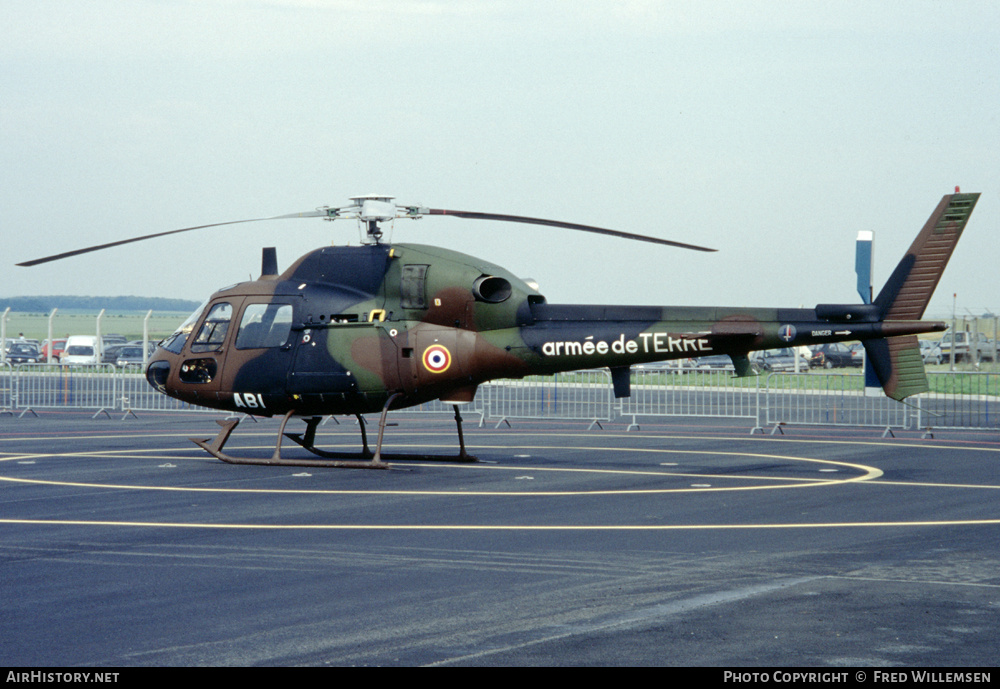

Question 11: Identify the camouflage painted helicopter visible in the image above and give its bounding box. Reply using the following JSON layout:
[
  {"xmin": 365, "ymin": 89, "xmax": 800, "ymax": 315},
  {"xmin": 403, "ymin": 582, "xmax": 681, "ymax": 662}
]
[{"xmin": 18, "ymin": 192, "xmax": 979, "ymax": 468}]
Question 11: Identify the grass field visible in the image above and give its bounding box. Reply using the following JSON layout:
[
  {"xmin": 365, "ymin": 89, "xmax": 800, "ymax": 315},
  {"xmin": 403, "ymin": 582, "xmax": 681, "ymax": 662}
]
[
  {"xmin": 2, "ymin": 311, "xmax": 189, "ymax": 343},
  {"xmin": 557, "ymin": 364, "xmax": 1000, "ymax": 397}
]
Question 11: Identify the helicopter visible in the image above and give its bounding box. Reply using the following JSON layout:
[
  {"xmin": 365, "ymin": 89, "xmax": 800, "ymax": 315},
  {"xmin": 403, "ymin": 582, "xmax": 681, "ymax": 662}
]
[{"xmin": 18, "ymin": 192, "xmax": 979, "ymax": 468}]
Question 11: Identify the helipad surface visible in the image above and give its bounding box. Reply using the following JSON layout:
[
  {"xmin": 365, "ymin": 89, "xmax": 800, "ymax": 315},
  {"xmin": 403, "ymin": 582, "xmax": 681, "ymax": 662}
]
[{"xmin": 2, "ymin": 411, "xmax": 999, "ymax": 666}]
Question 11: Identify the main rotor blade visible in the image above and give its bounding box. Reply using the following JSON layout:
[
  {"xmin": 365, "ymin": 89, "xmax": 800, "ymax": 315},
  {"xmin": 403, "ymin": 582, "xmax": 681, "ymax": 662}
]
[
  {"xmin": 425, "ymin": 209, "xmax": 717, "ymax": 252},
  {"xmin": 16, "ymin": 210, "xmax": 330, "ymax": 267},
  {"xmin": 17, "ymin": 200, "xmax": 717, "ymax": 267}
]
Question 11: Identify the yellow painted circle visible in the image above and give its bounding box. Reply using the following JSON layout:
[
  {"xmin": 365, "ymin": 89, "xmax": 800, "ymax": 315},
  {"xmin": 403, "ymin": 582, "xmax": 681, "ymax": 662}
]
[{"xmin": 2, "ymin": 433, "xmax": 998, "ymax": 530}]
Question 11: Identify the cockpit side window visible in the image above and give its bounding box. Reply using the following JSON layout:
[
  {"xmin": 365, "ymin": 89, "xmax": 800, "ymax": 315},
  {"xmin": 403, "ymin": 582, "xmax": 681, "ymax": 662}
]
[
  {"xmin": 161, "ymin": 299, "xmax": 210, "ymax": 354},
  {"xmin": 235, "ymin": 303, "xmax": 293, "ymax": 349},
  {"xmin": 190, "ymin": 302, "xmax": 233, "ymax": 353}
]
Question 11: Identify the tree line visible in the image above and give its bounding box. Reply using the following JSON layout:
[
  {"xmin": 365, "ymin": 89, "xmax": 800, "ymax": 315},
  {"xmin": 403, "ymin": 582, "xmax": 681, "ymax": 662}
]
[{"xmin": 1, "ymin": 295, "xmax": 200, "ymax": 313}]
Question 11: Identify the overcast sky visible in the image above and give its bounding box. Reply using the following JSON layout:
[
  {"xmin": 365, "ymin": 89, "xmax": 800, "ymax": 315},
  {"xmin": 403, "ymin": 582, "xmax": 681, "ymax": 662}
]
[{"xmin": 3, "ymin": 0, "xmax": 998, "ymax": 319}]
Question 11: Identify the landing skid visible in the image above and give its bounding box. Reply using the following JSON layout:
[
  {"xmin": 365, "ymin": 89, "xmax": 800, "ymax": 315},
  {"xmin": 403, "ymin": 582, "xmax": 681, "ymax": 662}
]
[
  {"xmin": 191, "ymin": 411, "xmax": 388, "ymax": 469},
  {"xmin": 190, "ymin": 394, "xmax": 477, "ymax": 468}
]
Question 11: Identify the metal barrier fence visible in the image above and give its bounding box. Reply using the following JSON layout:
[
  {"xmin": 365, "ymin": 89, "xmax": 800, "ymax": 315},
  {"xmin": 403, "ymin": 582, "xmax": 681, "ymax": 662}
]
[
  {"xmin": 916, "ymin": 372, "xmax": 999, "ymax": 431},
  {"xmin": 762, "ymin": 372, "xmax": 909, "ymax": 433},
  {"xmin": 118, "ymin": 366, "xmax": 214, "ymax": 414},
  {"xmin": 1, "ymin": 364, "xmax": 997, "ymax": 434},
  {"xmin": 617, "ymin": 367, "xmax": 761, "ymax": 430},
  {"xmin": 483, "ymin": 371, "xmax": 614, "ymax": 428},
  {"xmin": 1, "ymin": 362, "xmax": 12, "ymax": 414},
  {"xmin": 13, "ymin": 364, "xmax": 119, "ymax": 417},
  {"xmin": 406, "ymin": 373, "xmax": 614, "ymax": 428},
  {"xmin": 406, "ymin": 395, "xmax": 486, "ymax": 425},
  {"xmin": 7, "ymin": 364, "xmax": 216, "ymax": 418}
]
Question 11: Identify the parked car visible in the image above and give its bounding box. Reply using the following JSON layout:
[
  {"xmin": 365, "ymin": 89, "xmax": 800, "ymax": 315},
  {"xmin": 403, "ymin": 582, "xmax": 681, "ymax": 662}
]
[
  {"xmin": 693, "ymin": 354, "xmax": 736, "ymax": 372},
  {"xmin": 849, "ymin": 342, "xmax": 865, "ymax": 367},
  {"xmin": 6, "ymin": 343, "xmax": 42, "ymax": 364},
  {"xmin": 41, "ymin": 338, "xmax": 68, "ymax": 362},
  {"xmin": 102, "ymin": 343, "xmax": 129, "ymax": 365},
  {"xmin": 752, "ymin": 348, "xmax": 811, "ymax": 372},
  {"xmin": 938, "ymin": 330, "xmax": 997, "ymax": 363},
  {"xmin": 809, "ymin": 342, "xmax": 860, "ymax": 369},
  {"xmin": 114, "ymin": 343, "xmax": 156, "ymax": 367},
  {"xmin": 4, "ymin": 338, "xmax": 40, "ymax": 353},
  {"xmin": 919, "ymin": 340, "xmax": 943, "ymax": 365},
  {"xmin": 61, "ymin": 335, "xmax": 101, "ymax": 365},
  {"xmin": 635, "ymin": 358, "xmax": 696, "ymax": 371}
]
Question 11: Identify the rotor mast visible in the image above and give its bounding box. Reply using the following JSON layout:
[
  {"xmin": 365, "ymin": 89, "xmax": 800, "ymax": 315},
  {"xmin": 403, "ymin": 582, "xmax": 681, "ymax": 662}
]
[{"xmin": 331, "ymin": 194, "xmax": 428, "ymax": 244}]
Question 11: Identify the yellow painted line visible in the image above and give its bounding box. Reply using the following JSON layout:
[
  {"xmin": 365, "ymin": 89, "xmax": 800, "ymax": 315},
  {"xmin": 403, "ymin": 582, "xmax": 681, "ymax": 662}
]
[
  {"xmin": 394, "ymin": 430, "xmax": 1000, "ymax": 453},
  {"xmin": 3, "ymin": 428, "xmax": 998, "ymax": 456},
  {"xmin": 0, "ymin": 445, "xmax": 880, "ymax": 496},
  {"xmin": 851, "ymin": 478, "xmax": 1000, "ymax": 490},
  {"xmin": 3, "ymin": 437, "xmax": 999, "ymax": 531},
  {"xmin": 3, "ymin": 517, "xmax": 1000, "ymax": 530}
]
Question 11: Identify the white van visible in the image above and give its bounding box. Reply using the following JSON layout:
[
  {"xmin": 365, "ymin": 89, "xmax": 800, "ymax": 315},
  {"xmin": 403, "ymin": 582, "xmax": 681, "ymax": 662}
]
[{"xmin": 61, "ymin": 336, "xmax": 101, "ymax": 365}]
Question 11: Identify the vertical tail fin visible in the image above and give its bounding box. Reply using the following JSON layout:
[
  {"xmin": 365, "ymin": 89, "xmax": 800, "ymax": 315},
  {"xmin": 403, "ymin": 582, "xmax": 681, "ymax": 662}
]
[
  {"xmin": 866, "ymin": 193, "xmax": 979, "ymax": 400},
  {"xmin": 874, "ymin": 193, "xmax": 979, "ymax": 320}
]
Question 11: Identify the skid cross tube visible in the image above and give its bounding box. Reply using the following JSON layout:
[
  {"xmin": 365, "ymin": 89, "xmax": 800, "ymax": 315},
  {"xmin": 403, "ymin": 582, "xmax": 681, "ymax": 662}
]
[{"xmin": 190, "ymin": 395, "xmax": 477, "ymax": 468}]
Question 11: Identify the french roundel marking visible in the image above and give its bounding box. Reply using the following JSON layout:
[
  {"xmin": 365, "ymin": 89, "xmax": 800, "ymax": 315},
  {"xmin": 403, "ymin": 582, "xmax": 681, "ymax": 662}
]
[{"xmin": 422, "ymin": 344, "xmax": 452, "ymax": 373}]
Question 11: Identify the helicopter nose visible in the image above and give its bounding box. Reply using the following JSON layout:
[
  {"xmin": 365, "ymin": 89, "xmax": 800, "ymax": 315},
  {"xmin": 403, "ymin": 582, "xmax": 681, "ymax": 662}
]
[{"xmin": 146, "ymin": 359, "xmax": 170, "ymax": 391}]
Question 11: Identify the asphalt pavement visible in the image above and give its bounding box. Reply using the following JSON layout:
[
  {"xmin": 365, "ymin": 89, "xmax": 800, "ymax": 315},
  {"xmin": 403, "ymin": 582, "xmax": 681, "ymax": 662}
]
[{"xmin": 2, "ymin": 410, "xmax": 999, "ymax": 667}]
